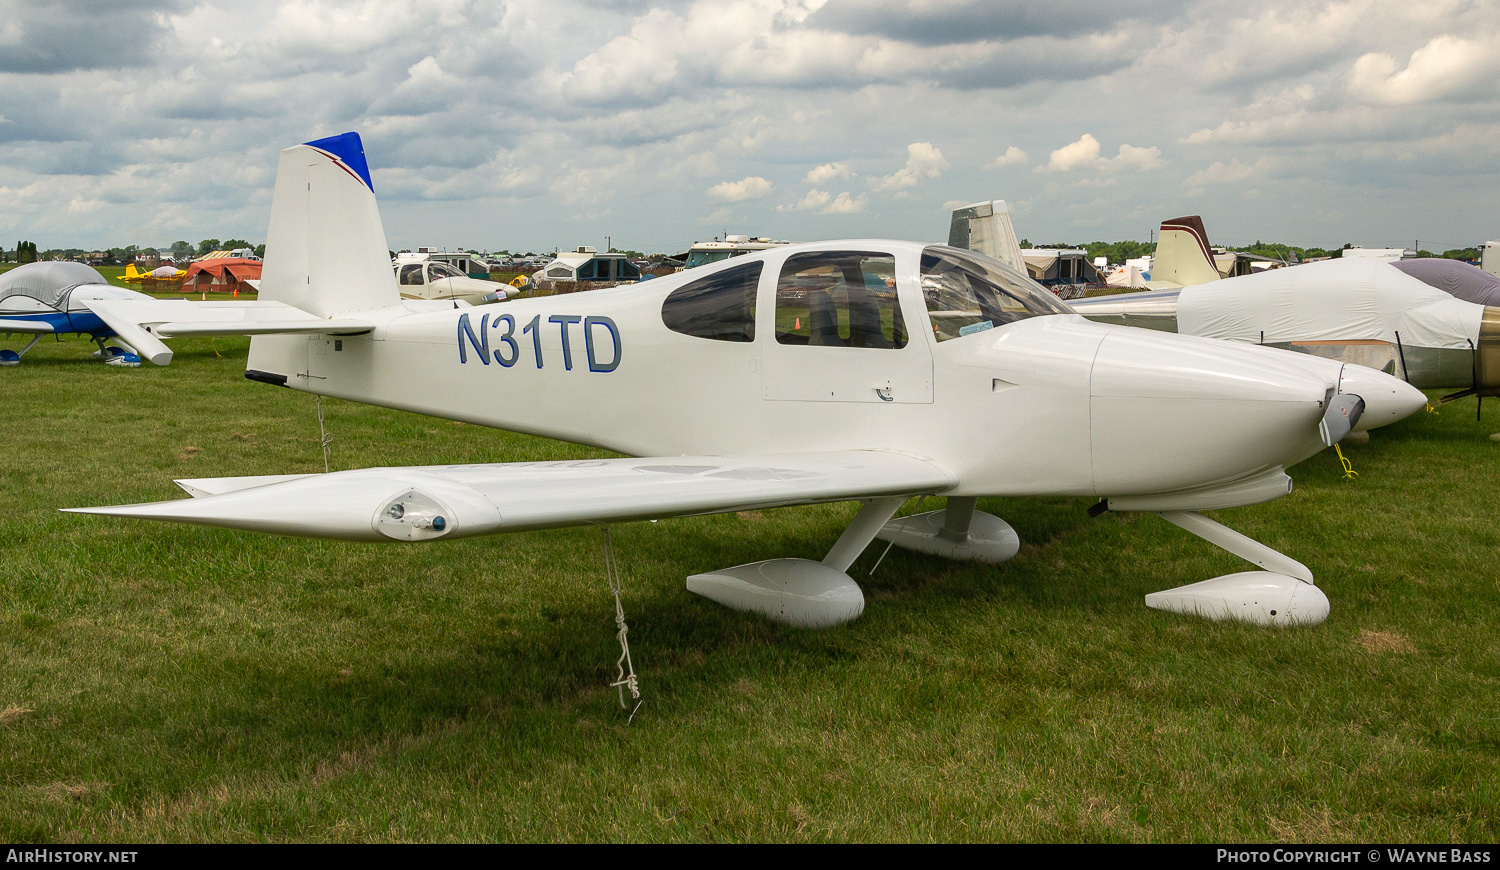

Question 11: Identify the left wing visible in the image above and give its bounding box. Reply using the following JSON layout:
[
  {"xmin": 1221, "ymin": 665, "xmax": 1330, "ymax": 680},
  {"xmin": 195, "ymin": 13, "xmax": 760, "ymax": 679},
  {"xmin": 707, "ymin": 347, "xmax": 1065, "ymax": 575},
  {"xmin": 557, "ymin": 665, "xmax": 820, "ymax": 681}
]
[
  {"xmin": 64, "ymin": 450, "xmax": 957, "ymax": 542},
  {"xmin": 0, "ymin": 318, "xmax": 55, "ymax": 335}
]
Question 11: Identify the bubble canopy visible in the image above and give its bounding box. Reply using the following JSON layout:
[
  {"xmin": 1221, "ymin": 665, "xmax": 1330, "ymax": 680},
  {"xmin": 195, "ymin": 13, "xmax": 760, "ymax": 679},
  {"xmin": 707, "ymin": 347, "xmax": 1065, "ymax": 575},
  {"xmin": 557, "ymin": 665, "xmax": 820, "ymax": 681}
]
[{"xmin": 919, "ymin": 245, "xmax": 1073, "ymax": 341}]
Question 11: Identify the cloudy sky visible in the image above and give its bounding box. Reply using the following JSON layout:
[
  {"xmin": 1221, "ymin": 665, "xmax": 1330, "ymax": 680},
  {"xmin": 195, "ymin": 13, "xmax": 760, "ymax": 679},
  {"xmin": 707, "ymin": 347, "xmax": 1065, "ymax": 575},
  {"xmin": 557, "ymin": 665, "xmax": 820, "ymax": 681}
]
[{"xmin": 2, "ymin": 0, "xmax": 1498, "ymax": 253}]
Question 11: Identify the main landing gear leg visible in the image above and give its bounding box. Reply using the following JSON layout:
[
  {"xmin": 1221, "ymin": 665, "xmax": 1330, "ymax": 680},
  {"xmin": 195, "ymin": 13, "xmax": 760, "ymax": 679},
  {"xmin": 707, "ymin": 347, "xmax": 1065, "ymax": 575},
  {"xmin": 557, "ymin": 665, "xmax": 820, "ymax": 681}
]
[
  {"xmin": 1146, "ymin": 510, "xmax": 1329, "ymax": 626},
  {"xmin": 686, "ymin": 497, "xmax": 907, "ymax": 628},
  {"xmin": 873, "ymin": 496, "xmax": 1021, "ymax": 563},
  {"xmin": 0, "ymin": 335, "xmax": 43, "ymax": 365},
  {"xmin": 92, "ymin": 337, "xmax": 141, "ymax": 367}
]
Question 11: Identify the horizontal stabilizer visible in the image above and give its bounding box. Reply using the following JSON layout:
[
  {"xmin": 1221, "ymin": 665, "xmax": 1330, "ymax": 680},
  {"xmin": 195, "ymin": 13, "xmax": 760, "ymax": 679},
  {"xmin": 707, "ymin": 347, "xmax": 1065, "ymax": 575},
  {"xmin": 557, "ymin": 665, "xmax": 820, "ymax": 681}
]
[
  {"xmin": 83, "ymin": 298, "xmax": 373, "ymax": 365},
  {"xmin": 0, "ymin": 318, "xmax": 55, "ymax": 335},
  {"xmin": 66, "ymin": 451, "xmax": 956, "ymax": 542}
]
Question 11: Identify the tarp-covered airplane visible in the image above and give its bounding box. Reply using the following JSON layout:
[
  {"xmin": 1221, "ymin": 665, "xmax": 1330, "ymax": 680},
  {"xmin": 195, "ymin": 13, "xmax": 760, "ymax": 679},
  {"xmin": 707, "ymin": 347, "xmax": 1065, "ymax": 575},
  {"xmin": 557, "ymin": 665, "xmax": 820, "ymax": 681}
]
[
  {"xmin": 1072, "ymin": 255, "xmax": 1500, "ymax": 407},
  {"xmin": 68, "ymin": 133, "xmax": 1428, "ymax": 631},
  {"xmin": 0, "ymin": 262, "xmax": 149, "ymax": 366}
]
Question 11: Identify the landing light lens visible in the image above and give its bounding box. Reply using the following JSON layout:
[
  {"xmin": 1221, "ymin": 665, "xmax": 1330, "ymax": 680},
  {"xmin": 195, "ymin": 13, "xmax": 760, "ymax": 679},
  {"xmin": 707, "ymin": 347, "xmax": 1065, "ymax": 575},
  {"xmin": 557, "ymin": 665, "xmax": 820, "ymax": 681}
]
[
  {"xmin": 432, "ymin": 516, "xmax": 446, "ymax": 531},
  {"xmin": 387, "ymin": 503, "xmax": 405, "ymax": 520}
]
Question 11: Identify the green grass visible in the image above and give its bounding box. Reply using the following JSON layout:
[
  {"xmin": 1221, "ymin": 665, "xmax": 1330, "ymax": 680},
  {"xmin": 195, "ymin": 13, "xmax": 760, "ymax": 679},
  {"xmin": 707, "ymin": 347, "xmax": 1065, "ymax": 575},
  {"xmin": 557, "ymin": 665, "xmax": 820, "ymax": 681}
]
[{"xmin": 1, "ymin": 332, "xmax": 1498, "ymax": 842}]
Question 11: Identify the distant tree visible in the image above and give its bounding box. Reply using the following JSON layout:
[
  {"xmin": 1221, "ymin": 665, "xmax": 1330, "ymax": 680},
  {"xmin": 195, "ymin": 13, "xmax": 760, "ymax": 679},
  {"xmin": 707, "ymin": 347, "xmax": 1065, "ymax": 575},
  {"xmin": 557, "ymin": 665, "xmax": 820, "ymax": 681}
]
[
  {"xmin": 1441, "ymin": 247, "xmax": 1481, "ymax": 262},
  {"xmin": 222, "ymin": 239, "xmax": 251, "ymax": 251},
  {"xmin": 197, "ymin": 239, "xmax": 221, "ymax": 256},
  {"xmin": 254, "ymin": 243, "xmax": 266, "ymax": 258},
  {"xmin": 170, "ymin": 240, "xmax": 193, "ymax": 259}
]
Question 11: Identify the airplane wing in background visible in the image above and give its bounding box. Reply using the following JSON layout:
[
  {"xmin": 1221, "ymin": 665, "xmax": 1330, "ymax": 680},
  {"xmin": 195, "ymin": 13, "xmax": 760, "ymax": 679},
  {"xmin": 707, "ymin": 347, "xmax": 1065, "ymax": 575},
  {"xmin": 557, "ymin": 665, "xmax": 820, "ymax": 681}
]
[
  {"xmin": 82, "ymin": 298, "xmax": 373, "ymax": 366},
  {"xmin": 64, "ymin": 451, "xmax": 957, "ymax": 542}
]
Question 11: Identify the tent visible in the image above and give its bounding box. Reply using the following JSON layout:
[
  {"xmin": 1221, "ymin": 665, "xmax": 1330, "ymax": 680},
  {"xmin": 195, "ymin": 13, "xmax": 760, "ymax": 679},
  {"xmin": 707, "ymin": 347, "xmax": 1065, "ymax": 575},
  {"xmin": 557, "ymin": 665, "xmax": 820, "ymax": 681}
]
[{"xmin": 181, "ymin": 258, "xmax": 261, "ymax": 295}]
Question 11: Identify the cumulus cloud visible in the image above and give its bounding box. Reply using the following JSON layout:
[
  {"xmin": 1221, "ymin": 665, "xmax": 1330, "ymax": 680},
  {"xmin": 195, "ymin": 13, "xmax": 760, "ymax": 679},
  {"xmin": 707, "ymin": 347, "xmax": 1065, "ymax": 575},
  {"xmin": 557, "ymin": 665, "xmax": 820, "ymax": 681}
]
[
  {"xmin": 0, "ymin": 0, "xmax": 1496, "ymax": 254},
  {"xmin": 1183, "ymin": 157, "xmax": 1277, "ymax": 187},
  {"xmin": 804, "ymin": 162, "xmax": 852, "ymax": 184},
  {"xmin": 988, "ymin": 146, "xmax": 1028, "ymax": 168},
  {"xmin": 1347, "ymin": 35, "xmax": 1498, "ymax": 106},
  {"xmin": 821, "ymin": 191, "xmax": 866, "ymax": 214},
  {"xmin": 1039, "ymin": 134, "xmax": 1162, "ymax": 173},
  {"xmin": 869, "ymin": 142, "xmax": 949, "ymax": 192},
  {"xmin": 779, "ymin": 189, "xmax": 832, "ymax": 211},
  {"xmin": 777, "ymin": 188, "xmax": 866, "ymax": 214},
  {"xmin": 707, "ymin": 176, "xmax": 773, "ymax": 202}
]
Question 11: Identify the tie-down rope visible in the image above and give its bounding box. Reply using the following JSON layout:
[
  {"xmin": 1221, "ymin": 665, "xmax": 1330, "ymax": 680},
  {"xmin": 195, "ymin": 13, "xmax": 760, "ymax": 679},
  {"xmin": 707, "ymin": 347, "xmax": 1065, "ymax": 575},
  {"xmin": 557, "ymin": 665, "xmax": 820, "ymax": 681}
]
[{"xmin": 599, "ymin": 526, "xmax": 642, "ymax": 723}]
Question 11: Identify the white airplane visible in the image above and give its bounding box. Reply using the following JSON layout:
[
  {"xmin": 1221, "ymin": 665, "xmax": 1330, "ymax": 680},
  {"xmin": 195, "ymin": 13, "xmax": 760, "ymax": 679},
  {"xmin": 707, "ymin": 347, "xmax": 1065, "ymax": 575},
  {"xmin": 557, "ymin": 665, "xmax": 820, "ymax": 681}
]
[
  {"xmin": 393, "ymin": 252, "xmax": 517, "ymax": 305},
  {"xmin": 68, "ymin": 133, "xmax": 1428, "ymax": 632},
  {"xmin": 0, "ymin": 261, "xmax": 149, "ymax": 366}
]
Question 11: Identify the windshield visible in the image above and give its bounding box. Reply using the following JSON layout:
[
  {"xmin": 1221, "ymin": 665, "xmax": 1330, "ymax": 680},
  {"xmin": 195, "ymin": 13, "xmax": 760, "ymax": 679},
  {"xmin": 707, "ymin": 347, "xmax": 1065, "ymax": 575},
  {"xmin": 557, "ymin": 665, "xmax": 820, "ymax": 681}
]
[
  {"xmin": 686, "ymin": 251, "xmax": 734, "ymax": 269},
  {"xmin": 920, "ymin": 245, "xmax": 1072, "ymax": 341}
]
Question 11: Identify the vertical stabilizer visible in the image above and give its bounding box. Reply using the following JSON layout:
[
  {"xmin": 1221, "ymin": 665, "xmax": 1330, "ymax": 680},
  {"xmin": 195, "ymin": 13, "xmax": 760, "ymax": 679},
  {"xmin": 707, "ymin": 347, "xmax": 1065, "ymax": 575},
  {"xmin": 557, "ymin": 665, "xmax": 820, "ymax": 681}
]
[
  {"xmin": 1150, "ymin": 216, "xmax": 1221, "ymax": 288},
  {"xmin": 949, "ymin": 200, "xmax": 1025, "ymax": 273},
  {"xmin": 259, "ymin": 132, "xmax": 400, "ymax": 318}
]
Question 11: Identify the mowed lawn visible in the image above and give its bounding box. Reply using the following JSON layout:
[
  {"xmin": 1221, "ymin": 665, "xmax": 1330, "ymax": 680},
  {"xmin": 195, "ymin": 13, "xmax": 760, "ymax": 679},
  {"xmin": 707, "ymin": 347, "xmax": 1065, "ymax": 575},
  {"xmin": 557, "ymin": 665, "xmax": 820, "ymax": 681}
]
[{"xmin": 1, "ymin": 330, "xmax": 1497, "ymax": 843}]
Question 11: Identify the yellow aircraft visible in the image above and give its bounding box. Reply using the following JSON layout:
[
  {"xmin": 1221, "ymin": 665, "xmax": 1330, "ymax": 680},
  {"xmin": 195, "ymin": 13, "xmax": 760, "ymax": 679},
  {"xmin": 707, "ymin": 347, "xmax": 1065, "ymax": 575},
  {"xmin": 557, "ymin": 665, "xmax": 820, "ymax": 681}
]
[{"xmin": 124, "ymin": 263, "xmax": 186, "ymax": 283}]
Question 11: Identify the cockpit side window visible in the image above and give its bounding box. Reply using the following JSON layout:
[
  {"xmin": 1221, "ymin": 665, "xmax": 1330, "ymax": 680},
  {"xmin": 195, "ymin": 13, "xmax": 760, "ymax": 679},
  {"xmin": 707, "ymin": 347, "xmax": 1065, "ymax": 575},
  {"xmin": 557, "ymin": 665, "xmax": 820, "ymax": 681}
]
[
  {"xmin": 399, "ymin": 264, "xmax": 425, "ymax": 285},
  {"xmin": 774, "ymin": 251, "xmax": 907, "ymax": 349},
  {"xmin": 661, "ymin": 261, "xmax": 761, "ymax": 342},
  {"xmin": 920, "ymin": 245, "xmax": 1072, "ymax": 341}
]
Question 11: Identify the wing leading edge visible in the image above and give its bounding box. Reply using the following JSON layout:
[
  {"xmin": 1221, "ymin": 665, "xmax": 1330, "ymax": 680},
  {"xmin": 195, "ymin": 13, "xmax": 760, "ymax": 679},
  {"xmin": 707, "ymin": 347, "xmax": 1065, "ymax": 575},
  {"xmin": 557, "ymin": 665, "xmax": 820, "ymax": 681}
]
[{"xmin": 64, "ymin": 450, "xmax": 957, "ymax": 542}]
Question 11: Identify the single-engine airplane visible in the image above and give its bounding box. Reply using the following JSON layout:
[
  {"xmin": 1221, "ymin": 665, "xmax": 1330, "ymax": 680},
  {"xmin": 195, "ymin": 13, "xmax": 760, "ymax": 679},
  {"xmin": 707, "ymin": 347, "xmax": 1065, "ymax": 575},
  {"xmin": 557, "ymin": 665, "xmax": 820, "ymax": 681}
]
[
  {"xmin": 0, "ymin": 261, "xmax": 147, "ymax": 366},
  {"xmin": 68, "ymin": 133, "xmax": 1428, "ymax": 629}
]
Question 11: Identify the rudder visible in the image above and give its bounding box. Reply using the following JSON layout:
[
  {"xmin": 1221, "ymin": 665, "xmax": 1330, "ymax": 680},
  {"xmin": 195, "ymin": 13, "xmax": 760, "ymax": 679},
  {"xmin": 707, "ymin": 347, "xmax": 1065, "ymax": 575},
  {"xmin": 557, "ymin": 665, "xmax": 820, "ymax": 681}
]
[
  {"xmin": 1152, "ymin": 215, "xmax": 1221, "ymax": 287},
  {"xmin": 259, "ymin": 132, "xmax": 400, "ymax": 318}
]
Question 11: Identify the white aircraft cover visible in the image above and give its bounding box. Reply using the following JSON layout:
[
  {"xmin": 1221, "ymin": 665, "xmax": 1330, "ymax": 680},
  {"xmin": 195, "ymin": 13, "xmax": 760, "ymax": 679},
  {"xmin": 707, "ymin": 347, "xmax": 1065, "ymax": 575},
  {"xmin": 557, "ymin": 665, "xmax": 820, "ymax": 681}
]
[
  {"xmin": 0, "ymin": 261, "xmax": 110, "ymax": 308},
  {"xmin": 1177, "ymin": 258, "xmax": 1484, "ymax": 349},
  {"xmin": 67, "ymin": 451, "xmax": 958, "ymax": 541}
]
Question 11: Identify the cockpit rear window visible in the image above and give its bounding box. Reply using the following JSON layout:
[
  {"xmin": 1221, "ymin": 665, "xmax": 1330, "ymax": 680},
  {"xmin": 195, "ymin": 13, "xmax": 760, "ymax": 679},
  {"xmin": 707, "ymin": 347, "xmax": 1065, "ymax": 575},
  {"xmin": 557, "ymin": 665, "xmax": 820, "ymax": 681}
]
[
  {"xmin": 661, "ymin": 262, "xmax": 761, "ymax": 342},
  {"xmin": 920, "ymin": 245, "xmax": 1072, "ymax": 341}
]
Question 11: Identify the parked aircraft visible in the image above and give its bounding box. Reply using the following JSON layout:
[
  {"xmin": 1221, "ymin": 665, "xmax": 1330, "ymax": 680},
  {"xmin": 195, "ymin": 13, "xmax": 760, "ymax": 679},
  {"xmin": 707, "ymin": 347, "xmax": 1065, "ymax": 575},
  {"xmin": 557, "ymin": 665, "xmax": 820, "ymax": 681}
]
[
  {"xmin": 0, "ymin": 262, "xmax": 147, "ymax": 366},
  {"xmin": 1072, "ymin": 256, "xmax": 1500, "ymax": 406},
  {"xmin": 393, "ymin": 252, "xmax": 517, "ymax": 305},
  {"xmin": 69, "ymin": 133, "xmax": 1427, "ymax": 632}
]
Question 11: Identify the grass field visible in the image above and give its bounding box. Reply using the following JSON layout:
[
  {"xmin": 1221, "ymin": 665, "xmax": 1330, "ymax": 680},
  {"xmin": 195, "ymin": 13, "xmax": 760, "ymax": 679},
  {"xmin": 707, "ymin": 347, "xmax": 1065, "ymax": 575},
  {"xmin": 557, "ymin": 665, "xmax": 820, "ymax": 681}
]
[{"xmin": 1, "ymin": 328, "xmax": 1498, "ymax": 843}]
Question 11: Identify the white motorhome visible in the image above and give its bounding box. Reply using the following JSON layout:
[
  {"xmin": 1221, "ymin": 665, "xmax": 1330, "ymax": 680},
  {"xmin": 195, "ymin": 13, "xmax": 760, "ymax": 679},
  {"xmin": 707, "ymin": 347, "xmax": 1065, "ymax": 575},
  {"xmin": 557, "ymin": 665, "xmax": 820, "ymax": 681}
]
[
  {"xmin": 1482, "ymin": 241, "xmax": 1500, "ymax": 278},
  {"xmin": 681, "ymin": 235, "xmax": 791, "ymax": 270},
  {"xmin": 1341, "ymin": 247, "xmax": 1415, "ymax": 263}
]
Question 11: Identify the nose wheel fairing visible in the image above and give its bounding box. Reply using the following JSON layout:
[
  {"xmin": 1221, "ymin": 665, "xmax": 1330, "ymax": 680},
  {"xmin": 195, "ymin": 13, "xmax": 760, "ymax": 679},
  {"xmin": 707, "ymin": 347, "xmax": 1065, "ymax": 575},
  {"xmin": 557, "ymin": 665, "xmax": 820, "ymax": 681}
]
[{"xmin": 1144, "ymin": 510, "xmax": 1327, "ymax": 626}]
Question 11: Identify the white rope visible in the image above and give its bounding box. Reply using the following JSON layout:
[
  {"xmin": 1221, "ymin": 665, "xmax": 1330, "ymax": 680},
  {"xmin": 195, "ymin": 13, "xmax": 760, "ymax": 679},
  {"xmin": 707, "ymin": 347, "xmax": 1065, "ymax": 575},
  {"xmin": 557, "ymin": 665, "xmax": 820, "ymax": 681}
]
[
  {"xmin": 600, "ymin": 526, "xmax": 642, "ymax": 723},
  {"xmin": 315, "ymin": 395, "xmax": 333, "ymax": 473},
  {"xmin": 869, "ymin": 494, "xmax": 929, "ymax": 576}
]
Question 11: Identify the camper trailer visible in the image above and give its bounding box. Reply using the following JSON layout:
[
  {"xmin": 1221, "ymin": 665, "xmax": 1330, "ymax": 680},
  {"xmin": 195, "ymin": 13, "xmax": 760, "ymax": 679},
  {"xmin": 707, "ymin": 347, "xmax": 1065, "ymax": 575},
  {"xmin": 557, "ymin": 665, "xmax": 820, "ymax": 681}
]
[{"xmin": 533, "ymin": 247, "xmax": 642, "ymax": 284}]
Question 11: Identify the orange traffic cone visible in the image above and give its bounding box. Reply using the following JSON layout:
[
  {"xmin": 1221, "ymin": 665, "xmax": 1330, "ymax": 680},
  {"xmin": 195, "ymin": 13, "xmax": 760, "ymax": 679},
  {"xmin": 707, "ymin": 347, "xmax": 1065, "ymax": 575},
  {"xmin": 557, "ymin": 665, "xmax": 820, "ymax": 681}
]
[{"xmin": 795, "ymin": 317, "xmax": 801, "ymax": 330}]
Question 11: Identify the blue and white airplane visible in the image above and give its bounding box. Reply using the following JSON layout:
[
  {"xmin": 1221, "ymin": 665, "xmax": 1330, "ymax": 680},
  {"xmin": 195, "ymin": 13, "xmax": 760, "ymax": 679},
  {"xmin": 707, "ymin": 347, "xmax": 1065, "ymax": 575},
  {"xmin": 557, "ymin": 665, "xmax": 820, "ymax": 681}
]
[{"xmin": 0, "ymin": 261, "xmax": 146, "ymax": 366}]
